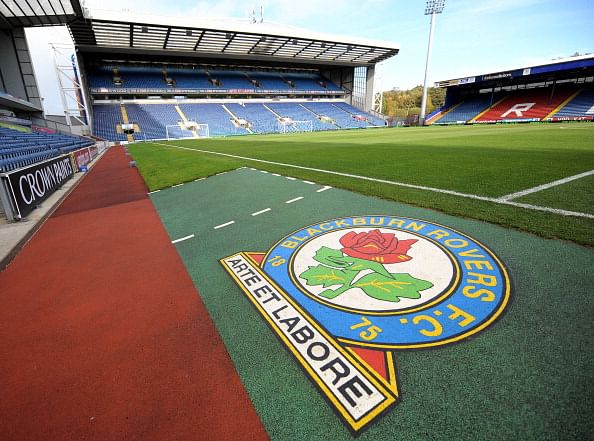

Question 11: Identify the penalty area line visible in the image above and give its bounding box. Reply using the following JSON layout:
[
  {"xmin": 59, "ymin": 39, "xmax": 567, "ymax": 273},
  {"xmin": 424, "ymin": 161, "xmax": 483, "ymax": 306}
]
[{"xmin": 152, "ymin": 142, "xmax": 594, "ymax": 219}]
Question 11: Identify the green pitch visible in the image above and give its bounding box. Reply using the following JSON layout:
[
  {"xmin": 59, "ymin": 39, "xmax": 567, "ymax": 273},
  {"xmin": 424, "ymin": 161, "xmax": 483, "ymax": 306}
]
[
  {"xmin": 147, "ymin": 168, "xmax": 593, "ymax": 441},
  {"xmin": 129, "ymin": 123, "xmax": 594, "ymax": 246}
]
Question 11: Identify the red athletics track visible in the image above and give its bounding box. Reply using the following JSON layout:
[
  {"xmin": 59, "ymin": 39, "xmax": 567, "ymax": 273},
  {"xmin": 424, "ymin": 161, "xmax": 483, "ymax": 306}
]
[{"xmin": 0, "ymin": 146, "xmax": 268, "ymax": 441}]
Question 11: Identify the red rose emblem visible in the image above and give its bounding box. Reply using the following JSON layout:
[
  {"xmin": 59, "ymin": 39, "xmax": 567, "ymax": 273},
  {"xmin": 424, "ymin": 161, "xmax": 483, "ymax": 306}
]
[{"xmin": 339, "ymin": 229, "xmax": 417, "ymax": 264}]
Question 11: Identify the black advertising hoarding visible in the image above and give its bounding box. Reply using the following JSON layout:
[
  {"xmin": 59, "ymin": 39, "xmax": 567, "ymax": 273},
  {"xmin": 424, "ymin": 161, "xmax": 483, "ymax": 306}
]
[{"xmin": 5, "ymin": 155, "xmax": 74, "ymax": 219}]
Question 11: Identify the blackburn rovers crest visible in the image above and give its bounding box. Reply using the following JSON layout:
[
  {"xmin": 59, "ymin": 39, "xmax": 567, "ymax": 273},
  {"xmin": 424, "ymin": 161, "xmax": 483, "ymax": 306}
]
[{"xmin": 221, "ymin": 215, "xmax": 511, "ymax": 434}]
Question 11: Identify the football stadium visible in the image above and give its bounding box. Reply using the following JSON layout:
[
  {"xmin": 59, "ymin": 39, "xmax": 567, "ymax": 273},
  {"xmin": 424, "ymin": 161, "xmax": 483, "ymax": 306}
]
[{"xmin": 1, "ymin": 1, "xmax": 593, "ymax": 440}]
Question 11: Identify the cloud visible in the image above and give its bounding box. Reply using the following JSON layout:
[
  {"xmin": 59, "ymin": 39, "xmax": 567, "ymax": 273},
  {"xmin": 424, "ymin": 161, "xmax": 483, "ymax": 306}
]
[{"xmin": 82, "ymin": 0, "xmax": 386, "ymax": 25}]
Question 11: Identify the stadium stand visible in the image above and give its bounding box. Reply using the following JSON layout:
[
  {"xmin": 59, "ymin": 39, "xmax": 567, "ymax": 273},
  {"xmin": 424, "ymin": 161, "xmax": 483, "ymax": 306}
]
[
  {"xmin": 0, "ymin": 126, "xmax": 94, "ymax": 172},
  {"xmin": 88, "ymin": 66, "xmax": 118, "ymax": 89},
  {"xmin": 248, "ymin": 72, "xmax": 292, "ymax": 91},
  {"xmin": 224, "ymin": 103, "xmax": 278, "ymax": 134},
  {"xmin": 208, "ymin": 70, "xmax": 252, "ymax": 89},
  {"xmin": 431, "ymin": 95, "xmax": 497, "ymax": 124},
  {"xmin": 551, "ymin": 88, "xmax": 594, "ymax": 118},
  {"xmin": 92, "ymin": 104, "xmax": 128, "ymax": 141},
  {"xmin": 475, "ymin": 87, "xmax": 577, "ymax": 122},
  {"xmin": 267, "ymin": 102, "xmax": 336, "ymax": 131},
  {"xmin": 90, "ymin": 100, "xmax": 384, "ymax": 140},
  {"xmin": 179, "ymin": 103, "xmax": 248, "ymax": 136},
  {"xmin": 166, "ymin": 68, "xmax": 213, "ymax": 89},
  {"xmin": 118, "ymin": 66, "xmax": 169, "ymax": 89},
  {"xmin": 282, "ymin": 72, "xmax": 341, "ymax": 92},
  {"xmin": 87, "ymin": 60, "xmax": 386, "ymax": 139},
  {"xmin": 333, "ymin": 102, "xmax": 385, "ymax": 126},
  {"xmin": 125, "ymin": 104, "xmax": 180, "ymax": 140},
  {"xmin": 88, "ymin": 64, "xmax": 344, "ymax": 95},
  {"xmin": 302, "ymin": 102, "xmax": 367, "ymax": 128}
]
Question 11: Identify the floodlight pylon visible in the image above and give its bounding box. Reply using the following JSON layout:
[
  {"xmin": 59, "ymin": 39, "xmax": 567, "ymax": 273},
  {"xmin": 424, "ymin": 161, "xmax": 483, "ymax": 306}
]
[{"xmin": 419, "ymin": 0, "xmax": 445, "ymax": 126}]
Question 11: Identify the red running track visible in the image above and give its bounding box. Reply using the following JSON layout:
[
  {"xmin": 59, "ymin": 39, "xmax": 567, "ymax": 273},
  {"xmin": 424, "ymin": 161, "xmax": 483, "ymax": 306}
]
[{"xmin": 0, "ymin": 147, "xmax": 269, "ymax": 441}]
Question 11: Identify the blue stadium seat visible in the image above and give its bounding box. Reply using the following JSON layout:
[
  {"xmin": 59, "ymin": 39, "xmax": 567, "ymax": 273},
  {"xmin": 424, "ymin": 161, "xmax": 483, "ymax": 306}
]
[
  {"xmin": 433, "ymin": 95, "xmax": 496, "ymax": 124},
  {"xmin": 553, "ymin": 88, "xmax": 594, "ymax": 118}
]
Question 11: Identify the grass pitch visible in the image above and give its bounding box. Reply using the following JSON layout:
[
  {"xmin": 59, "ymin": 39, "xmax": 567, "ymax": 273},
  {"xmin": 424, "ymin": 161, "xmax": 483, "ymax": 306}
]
[{"xmin": 129, "ymin": 123, "xmax": 594, "ymax": 247}]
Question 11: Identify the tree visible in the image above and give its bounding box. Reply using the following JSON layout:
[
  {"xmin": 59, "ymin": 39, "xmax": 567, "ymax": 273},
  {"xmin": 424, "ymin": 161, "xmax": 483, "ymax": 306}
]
[{"xmin": 381, "ymin": 86, "xmax": 445, "ymax": 117}]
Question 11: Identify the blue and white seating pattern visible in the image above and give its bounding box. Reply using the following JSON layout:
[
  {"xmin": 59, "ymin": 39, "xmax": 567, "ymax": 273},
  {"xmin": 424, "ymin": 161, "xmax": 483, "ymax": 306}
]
[
  {"xmin": 433, "ymin": 96, "xmax": 495, "ymax": 124},
  {"xmin": 267, "ymin": 103, "xmax": 335, "ymax": 131},
  {"xmin": 126, "ymin": 104, "xmax": 180, "ymax": 140},
  {"xmin": 553, "ymin": 88, "xmax": 594, "ymax": 118},
  {"xmin": 333, "ymin": 102, "xmax": 385, "ymax": 126},
  {"xmin": 92, "ymin": 104, "xmax": 128, "ymax": 142},
  {"xmin": 180, "ymin": 103, "xmax": 249, "ymax": 136},
  {"xmin": 91, "ymin": 101, "xmax": 384, "ymax": 140},
  {"xmin": 225, "ymin": 103, "xmax": 278, "ymax": 133}
]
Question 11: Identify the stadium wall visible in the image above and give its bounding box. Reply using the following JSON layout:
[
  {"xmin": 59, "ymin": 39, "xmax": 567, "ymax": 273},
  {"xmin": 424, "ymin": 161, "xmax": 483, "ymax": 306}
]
[{"xmin": 0, "ymin": 28, "xmax": 42, "ymax": 110}]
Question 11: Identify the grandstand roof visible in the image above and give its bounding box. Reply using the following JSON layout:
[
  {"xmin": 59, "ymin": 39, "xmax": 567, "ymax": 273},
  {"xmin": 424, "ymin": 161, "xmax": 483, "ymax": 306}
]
[
  {"xmin": 69, "ymin": 9, "xmax": 399, "ymax": 67},
  {"xmin": 435, "ymin": 54, "xmax": 594, "ymax": 88},
  {"xmin": 0, "ymin": 0, "xmax": 83, "ymax": 28}
]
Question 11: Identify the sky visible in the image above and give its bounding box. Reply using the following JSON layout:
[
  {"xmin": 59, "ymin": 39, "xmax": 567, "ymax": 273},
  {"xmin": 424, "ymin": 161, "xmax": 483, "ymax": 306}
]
[{"xmin": 25, "ymin": 0, "xmax": 594, "ymax": 115}]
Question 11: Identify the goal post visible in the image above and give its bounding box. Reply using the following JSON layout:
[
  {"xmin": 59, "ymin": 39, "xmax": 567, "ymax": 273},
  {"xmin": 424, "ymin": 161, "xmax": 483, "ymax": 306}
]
[
  {"xmin": 276, "ymin": 119, "xmax": 313, "ymax": 134},
  {"xmin": 166, "ymin": 122, "xmax": 209, "ymax": 140}
]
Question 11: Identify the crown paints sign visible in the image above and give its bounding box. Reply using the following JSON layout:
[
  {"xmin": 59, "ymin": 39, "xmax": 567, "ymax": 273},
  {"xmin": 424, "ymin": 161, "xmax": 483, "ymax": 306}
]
[
  {"xmin": 221, "ymin": 215, "xmax": 511, "ymax": 434},
  {"xmin": 4, "ymin": 155, "xmax": 74, "ymax": 219}
]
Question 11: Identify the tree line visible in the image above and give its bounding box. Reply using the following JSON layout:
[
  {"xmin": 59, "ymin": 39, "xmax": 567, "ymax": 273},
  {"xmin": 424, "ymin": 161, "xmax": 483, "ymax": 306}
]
[{"xmin": 382, "ymin": 86, "xmax": 446, "ymax": 118}]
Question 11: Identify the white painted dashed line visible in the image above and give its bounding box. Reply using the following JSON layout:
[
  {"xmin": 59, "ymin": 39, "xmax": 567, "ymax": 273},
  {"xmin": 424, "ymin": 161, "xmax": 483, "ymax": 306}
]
[
  {"xmin": 286, "ymin": 176, "xmax": 296, "ymax": 180},
  {"xmin": 171, "ymin": 234, "xmax": 194, "ymax": 244},
  {"xmin": 194, "ymin": 177, "xmax": 205, "ymax": 181},
  {"xmin": 147, "ymin": 189, "xmax": 161, "ymax": 195},
  {"xmin": 251, "ymin": 208, "xmax": 272, "ymax": 216},
  {"xmin": 172, "ymin": 183, "xmax": 184, "ymax": 188},
  {"xmin": 216, "ymin": 171, "xmax": 228, "ymax": 176},
  {"xmin": 303, "ymin": 180, "xmax": 316, "ymax": 185},
  {"xmin": 286, "ymin": 196, "xmax": 304, "ymax": 204},
  {"xmin": 214, "ymin": 221, "xmax": 235, "ymax": 230},
  {"xmin": 317, "ymin": 186, "xmax": 332, "ymax": 193},
  {"xmin": 272, "ymin": 173, "xmax": 281, "ymax": 177},
  {"xmin": 260, "ymin": 170, "xmax": 269, "ymax": 174}
]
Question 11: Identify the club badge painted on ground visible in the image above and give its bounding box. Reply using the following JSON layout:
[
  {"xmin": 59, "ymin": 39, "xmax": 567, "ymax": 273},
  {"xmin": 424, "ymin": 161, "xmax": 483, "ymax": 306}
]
[{"xmin": 220, "ymin": 215, "xmax": 512, "ymax": 435}]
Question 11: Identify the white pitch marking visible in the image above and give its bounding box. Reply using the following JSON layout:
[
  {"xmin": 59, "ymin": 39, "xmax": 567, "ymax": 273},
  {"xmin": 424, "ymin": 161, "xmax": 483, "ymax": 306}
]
[
  {"xmin": 497, "ymin": 169, "xmax": 594, "ymax": 201},
  {"xmin": 152, "ymin": 142, "xmax": 594, "ymax": 219},
  {"xmin": 171, "ymin": 234, "xmax": 195, "ymax": 244},
  {"xmin": 303, "ymin": 180, "xmax": 316, "ymax": 185},
  {"xmin": 172, "ymin": 183, "xmax": 184, "ymax": 188},
  {"xmin": 286, "ymin": 196, "xmax": 304, "ymax": 204},
  {"xmin": 214, "ymin": 220, "xmax": 235, "ymax": 229},
  {"xmin": 148, "ymin": 189, "xmax": 161, "ymax": 194},
  {"xmin": 317, "ymin": 186, "xmax": 332, "ymax": 193},
  {"xmin": 251, "ymin": 208, "xmax": 272, "ymax": 216}
]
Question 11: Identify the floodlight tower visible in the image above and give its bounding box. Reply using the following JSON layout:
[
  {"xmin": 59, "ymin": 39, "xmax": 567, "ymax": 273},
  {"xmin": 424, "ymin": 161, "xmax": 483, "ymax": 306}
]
[{"xmin": 419, "ymin": 0, "xmax": 445, "ymax": 126}]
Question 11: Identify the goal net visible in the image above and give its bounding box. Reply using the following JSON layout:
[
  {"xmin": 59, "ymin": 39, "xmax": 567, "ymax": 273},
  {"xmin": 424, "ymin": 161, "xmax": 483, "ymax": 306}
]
[
  {"xmin": 276, "ymin": 119, "xmax": 313, "ymax": 134},
  {"xmin": 166, "ymin": 122, "xmax": 209, "ymax": 140}
]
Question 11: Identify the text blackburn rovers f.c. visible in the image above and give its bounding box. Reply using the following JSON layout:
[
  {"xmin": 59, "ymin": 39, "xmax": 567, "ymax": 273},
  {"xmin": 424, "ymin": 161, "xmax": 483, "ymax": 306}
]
[{"xmin": 221, "ymin": 215, "xmax": 511, "ymax": 434}]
